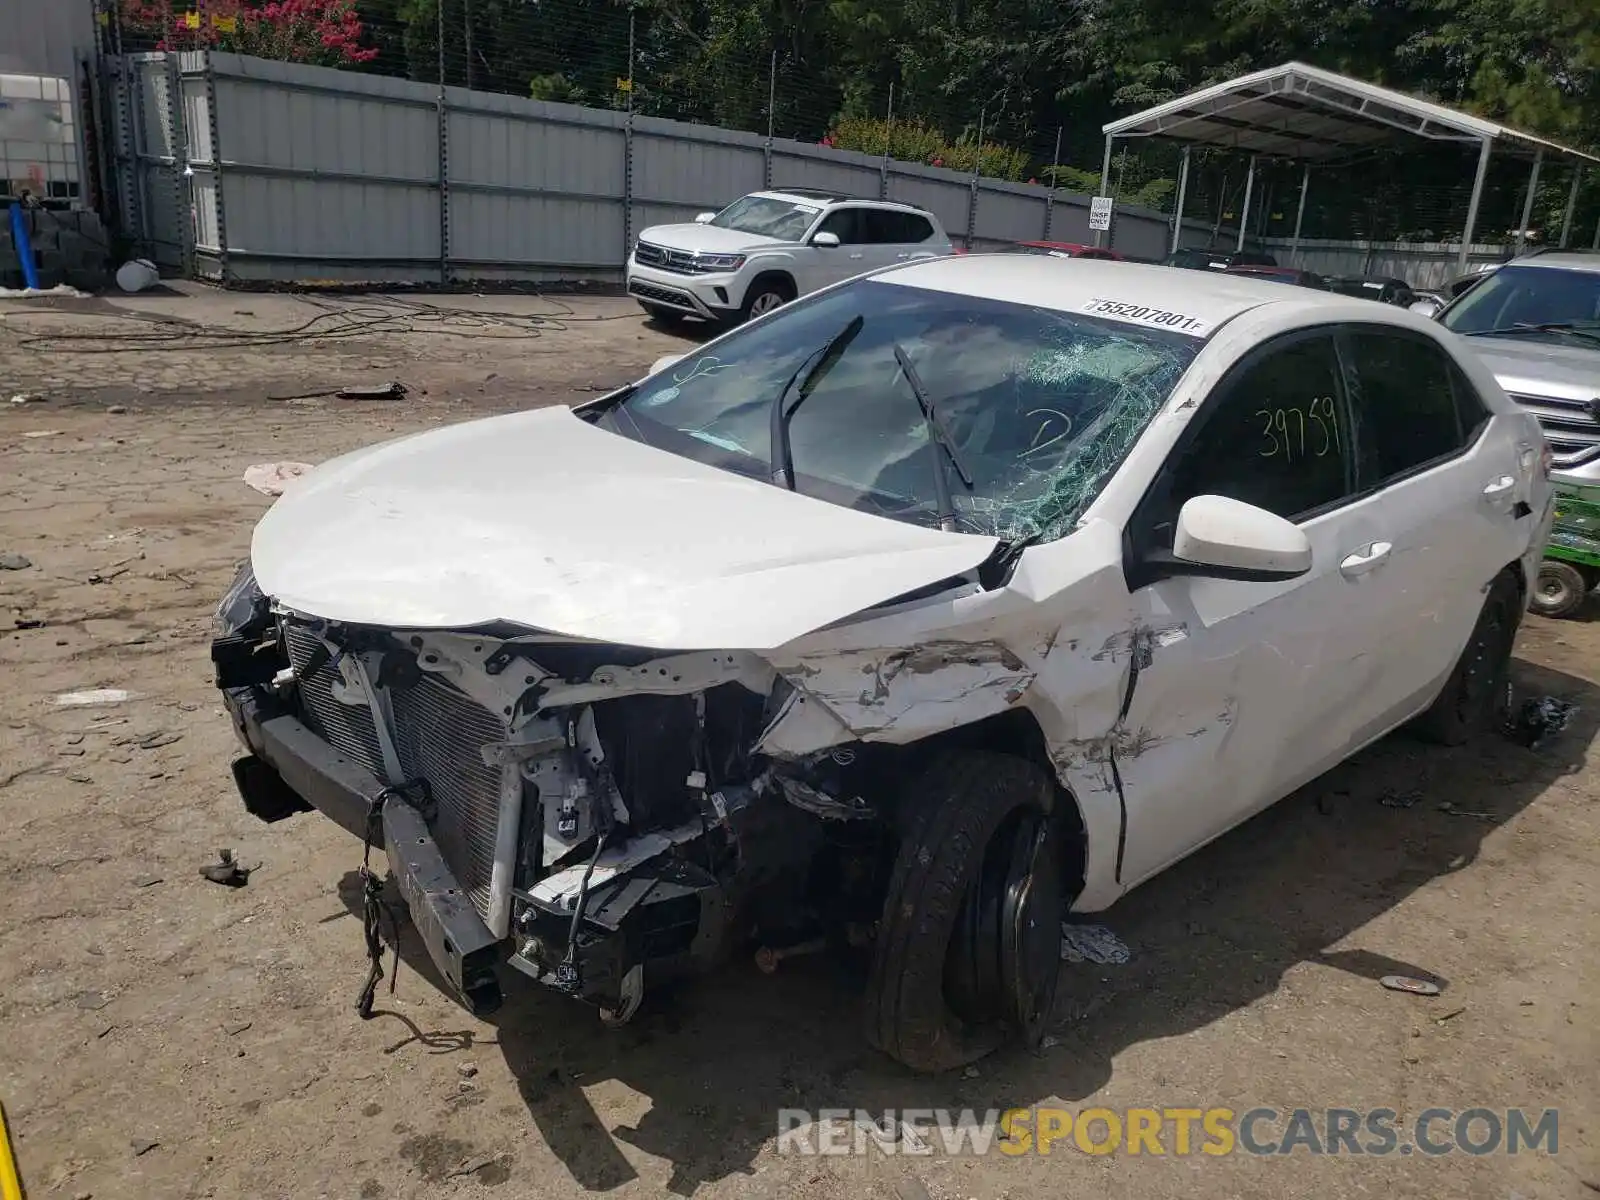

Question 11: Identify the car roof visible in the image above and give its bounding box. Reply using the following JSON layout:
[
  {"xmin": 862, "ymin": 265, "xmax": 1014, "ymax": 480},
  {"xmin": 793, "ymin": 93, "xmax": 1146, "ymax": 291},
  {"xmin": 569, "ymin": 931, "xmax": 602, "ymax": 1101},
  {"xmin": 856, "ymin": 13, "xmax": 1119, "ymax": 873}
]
[
  {"xmin": 756, "ymin": 189, "xmax": 931, "ymax": 216},
  {"xmin": 880, "ymin": 255, "xmax": 1374, "ymax": 333},
  {"xmin": 1502, "ymin": 251, "xmax": 1600, "ymax": 274}
]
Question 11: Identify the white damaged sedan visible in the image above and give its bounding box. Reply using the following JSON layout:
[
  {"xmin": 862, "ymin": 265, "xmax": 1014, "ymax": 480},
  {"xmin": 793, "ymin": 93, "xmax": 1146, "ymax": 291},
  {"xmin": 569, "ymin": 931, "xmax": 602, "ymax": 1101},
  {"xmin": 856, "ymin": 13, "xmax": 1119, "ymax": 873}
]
[{"xmin": 213, "ymin": 255, "xmax": 1554, "ymax": 1071}]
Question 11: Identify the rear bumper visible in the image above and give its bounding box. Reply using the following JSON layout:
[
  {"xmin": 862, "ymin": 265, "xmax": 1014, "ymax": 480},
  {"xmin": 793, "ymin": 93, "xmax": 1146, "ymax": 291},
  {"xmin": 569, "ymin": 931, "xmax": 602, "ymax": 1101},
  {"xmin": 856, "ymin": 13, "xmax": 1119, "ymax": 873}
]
[{"xmin": 220, "ymin": 682, "xmax": 505, "ymax": 1015}]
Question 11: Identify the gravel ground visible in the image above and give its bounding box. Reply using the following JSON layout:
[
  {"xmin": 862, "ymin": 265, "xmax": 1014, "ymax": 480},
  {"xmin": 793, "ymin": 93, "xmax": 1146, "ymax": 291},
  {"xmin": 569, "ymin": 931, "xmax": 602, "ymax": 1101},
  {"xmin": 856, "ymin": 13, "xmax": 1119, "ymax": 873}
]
[{"xmin": 1, "ymin": 284, "xmax": 1596, "ymax": 1200}]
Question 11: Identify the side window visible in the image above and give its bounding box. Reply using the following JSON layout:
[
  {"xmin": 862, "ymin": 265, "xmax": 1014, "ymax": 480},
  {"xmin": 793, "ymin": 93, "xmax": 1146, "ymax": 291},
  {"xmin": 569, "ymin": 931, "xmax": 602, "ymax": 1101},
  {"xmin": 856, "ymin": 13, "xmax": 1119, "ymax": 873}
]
[
  {"xmin": 1449, "ymin": 364, "xmax": 1492, "ymax": 445},
  {"xmin": 1344, "ymin": 330, "xmax": 1464, "ymax": 485},
  {"xmin": 1163, "ymin": 334, "xmax": 1352, "ymax": 524},
  {"xmin": 901, "ymin": 213, "xmax": 934, "ymax": 243},
  {"xmin": 861, "ymin": 209, "xmax": 904, "ymax": 244},
  {"xmin": 815, "ymin": 208, "xmax": 863, "ymax": 244}
]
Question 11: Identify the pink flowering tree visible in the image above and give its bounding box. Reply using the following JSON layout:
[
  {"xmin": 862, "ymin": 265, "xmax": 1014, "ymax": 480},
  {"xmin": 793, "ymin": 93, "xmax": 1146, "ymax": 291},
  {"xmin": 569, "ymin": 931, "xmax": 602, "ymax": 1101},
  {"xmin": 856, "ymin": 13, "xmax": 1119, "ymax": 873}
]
[{"xmin": 121, "ymin": 0, "xmax": 379, "ymax": 66}]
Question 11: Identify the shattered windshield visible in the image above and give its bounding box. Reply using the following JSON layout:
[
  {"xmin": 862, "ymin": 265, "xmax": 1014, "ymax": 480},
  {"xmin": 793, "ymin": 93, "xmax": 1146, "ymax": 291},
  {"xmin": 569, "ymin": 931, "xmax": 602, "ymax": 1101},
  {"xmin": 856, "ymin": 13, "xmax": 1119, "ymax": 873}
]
[
  {"xmin": 600, "ymin": 278, "xmax": 1200, "ymax": 544},
  {"xmin": 1442, "ymin": 265, "xmax": 1600, "ymax": 345},
  {"xmin": 706, "ymin": 195, "xmax": 821, "ymax": 242}
]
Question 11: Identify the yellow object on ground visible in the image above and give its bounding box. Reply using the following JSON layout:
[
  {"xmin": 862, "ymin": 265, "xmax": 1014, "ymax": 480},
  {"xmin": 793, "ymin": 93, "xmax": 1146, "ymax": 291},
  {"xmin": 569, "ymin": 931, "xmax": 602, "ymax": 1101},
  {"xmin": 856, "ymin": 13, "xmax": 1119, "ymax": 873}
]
[{"xmin": 0, "ymin": 1100, "xmax": 24, "ymax": 1200}]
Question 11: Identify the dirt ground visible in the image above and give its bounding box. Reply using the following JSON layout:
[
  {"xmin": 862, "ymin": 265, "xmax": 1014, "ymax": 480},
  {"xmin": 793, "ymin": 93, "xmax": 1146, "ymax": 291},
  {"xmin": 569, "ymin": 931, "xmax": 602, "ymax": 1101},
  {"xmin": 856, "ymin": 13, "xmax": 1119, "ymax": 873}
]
[{"xmin": 1, "ymin": 284, "xmax": 1596, "ymax": 1200}]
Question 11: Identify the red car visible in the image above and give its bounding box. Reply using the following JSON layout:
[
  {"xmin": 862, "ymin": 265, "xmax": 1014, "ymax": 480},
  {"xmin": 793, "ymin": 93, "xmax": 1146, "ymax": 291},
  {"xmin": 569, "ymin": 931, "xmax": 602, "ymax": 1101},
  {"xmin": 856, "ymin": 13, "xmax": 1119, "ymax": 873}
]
[{"xmin": 955, "ymin": 241, "xmax": 1126, "ymax": 260}]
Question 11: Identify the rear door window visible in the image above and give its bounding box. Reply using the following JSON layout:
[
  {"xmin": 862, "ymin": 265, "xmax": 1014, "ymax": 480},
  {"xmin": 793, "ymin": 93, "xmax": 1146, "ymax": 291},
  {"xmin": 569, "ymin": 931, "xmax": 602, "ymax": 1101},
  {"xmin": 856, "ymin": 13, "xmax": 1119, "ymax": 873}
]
[{"xmin": 1343, "ymin": 330, "xmax": 1472, "ymax": 486}]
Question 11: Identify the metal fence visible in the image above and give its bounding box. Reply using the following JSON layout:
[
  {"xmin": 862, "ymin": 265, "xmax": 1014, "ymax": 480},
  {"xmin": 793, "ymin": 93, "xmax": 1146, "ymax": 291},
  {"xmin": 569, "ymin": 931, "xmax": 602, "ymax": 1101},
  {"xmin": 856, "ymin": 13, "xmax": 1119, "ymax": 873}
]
[
  {"xmin": 102, "ymin": 50, "xmax": 1523, "ymax": 289},
  {"xmin": 104, "ymin": 50, "xmax": 1219, "ymax": 285}
]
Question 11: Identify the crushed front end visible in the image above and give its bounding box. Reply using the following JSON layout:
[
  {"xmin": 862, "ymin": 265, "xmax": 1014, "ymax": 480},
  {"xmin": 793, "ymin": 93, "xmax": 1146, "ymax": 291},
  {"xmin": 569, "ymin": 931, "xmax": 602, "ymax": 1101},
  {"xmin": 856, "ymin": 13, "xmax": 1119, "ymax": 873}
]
[{"xmin": 211, "ymin": 565, "xmax": 895, "ymax": 1022}]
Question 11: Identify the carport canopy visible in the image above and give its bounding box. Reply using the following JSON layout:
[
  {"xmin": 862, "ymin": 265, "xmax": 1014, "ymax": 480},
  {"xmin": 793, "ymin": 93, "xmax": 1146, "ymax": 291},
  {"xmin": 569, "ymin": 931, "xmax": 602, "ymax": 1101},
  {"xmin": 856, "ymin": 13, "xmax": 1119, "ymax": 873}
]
[{"xmin": 1097, "ymin": 61, "xmax": 1600, "ymax": 268}]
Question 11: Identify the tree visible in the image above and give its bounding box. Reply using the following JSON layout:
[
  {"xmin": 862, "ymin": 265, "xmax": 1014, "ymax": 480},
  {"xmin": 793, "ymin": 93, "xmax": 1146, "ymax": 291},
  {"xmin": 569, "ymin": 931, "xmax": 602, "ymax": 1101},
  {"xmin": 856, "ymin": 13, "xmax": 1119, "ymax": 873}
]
[{"xmin": 120, "ymin": 0, "xmax": 380, "ymax": 64}]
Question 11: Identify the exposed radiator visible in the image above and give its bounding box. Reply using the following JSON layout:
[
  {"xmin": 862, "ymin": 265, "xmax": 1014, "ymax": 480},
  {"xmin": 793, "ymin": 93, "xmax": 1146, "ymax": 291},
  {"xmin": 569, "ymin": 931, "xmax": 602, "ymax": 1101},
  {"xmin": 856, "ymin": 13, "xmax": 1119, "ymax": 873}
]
[{"xmin": 283, "ymin": 623, "xmax": 508, "ymax": 921}]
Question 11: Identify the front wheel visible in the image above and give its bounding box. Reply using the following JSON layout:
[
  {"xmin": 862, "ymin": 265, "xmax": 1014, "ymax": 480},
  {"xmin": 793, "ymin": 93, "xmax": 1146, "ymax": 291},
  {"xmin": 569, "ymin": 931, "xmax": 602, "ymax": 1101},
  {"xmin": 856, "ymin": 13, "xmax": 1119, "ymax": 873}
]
[
  {"xmin": 1530, "ymin": 559, "xmax": 1588, "ymax": 619},
  {"xmin": 739, "ymin": 277, "xmax": 795, "ymax": 323},
  {"xmin": 864, "ymin": 751, "xmax": 1063, "ymax": 1072},
  {"xmin": 1414, "ymin": 570, "xmax": 1522, "ymax": 745}
]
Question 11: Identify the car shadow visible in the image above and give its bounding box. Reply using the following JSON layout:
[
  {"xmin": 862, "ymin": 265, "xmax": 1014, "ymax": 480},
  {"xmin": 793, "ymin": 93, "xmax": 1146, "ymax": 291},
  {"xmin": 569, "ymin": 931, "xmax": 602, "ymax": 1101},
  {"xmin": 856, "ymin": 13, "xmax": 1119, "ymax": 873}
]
[{"xmin": 338, "ymin": 655, "xmax": 1595, "ymax": 1194}]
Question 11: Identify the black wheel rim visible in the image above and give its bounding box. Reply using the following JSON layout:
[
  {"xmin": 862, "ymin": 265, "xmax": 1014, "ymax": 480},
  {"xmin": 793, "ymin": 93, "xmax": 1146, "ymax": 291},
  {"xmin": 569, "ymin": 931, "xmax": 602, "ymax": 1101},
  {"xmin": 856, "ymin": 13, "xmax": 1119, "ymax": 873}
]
[{"xmin": 999, "ymin": 817, "xmax": 1063, "ymax": 1045}]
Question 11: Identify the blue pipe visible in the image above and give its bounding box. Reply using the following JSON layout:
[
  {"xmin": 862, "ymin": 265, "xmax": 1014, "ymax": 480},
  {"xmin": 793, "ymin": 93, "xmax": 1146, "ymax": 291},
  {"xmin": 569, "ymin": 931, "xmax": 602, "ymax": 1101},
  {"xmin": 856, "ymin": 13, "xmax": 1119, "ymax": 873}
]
[{"xmin": 9, "ymin": 202, "xmax": 41, "ymax": 291}]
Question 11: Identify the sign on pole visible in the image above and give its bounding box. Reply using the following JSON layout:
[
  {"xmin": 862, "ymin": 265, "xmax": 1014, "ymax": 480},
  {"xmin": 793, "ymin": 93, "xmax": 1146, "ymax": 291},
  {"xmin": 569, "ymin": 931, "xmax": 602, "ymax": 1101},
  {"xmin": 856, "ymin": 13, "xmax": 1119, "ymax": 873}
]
[{"xmin": 1088, "ymin": 196, "xmax": 1114, "ymax": 232}]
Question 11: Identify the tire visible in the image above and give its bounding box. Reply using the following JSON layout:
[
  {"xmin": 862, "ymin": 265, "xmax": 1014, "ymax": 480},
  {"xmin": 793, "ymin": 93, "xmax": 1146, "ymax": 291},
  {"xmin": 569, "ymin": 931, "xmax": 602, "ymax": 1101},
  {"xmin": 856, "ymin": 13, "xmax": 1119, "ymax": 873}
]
[
  {"xmin": 1531, "ymin": 560, "xmax": 1588, "ymax": 619},
  {"xmin": 739, "ymin": 276, "xmax": 795, "ymax": 323},
  {"xmin": 865, "ymin": 751, "xmax": 1062, "ymax": 1073},
  {"xmin": 639, "ymin": 303, "xmax": 686, "ymax": 326},
  {"xmin": 1414, "ymin": 570, "xmax": 1523, "ymax": 745}
]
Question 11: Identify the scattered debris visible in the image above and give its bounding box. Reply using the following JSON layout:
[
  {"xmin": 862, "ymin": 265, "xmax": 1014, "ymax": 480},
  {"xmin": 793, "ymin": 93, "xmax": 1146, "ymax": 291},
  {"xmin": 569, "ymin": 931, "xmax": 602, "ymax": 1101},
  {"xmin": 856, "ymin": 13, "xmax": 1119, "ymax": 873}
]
[
  {"xmin": 21, "ymin": 430, "xmax": 62, "ymax": 438},
  {"xmin": 893, "ymin": 1176, "xmax": 934, "ymax": 1200},
  {"xmin": 457, "ymin": 1062, "xmax": 478, "ymax": 1079},
  {"xmin": 8, "ymin": 393, "xmax": 45, "ymax": 404},
  {"xmin": 75, "ymin": 991, "xmax": 110, "ymax": 1011},
  {"xmin": 0, "ymin": 553, "xmax": 31, "ymax": 570},
  {"xmin": 1380, "ymin": 975, "xmax": 1443, "ymax": 996},
  {"xmin": 337, "ymin": 382, "xmax": 406, "ymax": 400},
  {"xmin": 134, "ymin": 730, "xmax": 183, "ymax": 750},
  {"xmin": 961, "ymin": 1065, "xmax": 980, "ymax": 1080},
  {"xmin": 132, "ymin": 874, "xmax": 163, "ymax": 887},
  {"xmin": 1435, "ymin": 1006, "xmax": 1467, "ymax": 1024},
  {"xmin": 129, "ymin": 1137, "xmax": 158, "ymax": 1157},
  {"xmin": 243, "ymin": 461, "xmax": 315, "ymax": 497},
  {"xmin": 1040, "ymin": 1034, "xmax": 1062, "ymax": 1050},
  {"xmin": 224, "ymin": 1020, "xmax": 252, "ymax": 1036},
  {"xmin": 53, "ymin": 689, "xmax": 138, "ymax": 708},
  {"xmin": 106, "ymin": 405, "xmax": 128, "ymax": 415},
  {"xmin": 1437, "ymin": 802, "xmax": 1496, "ymax": 821},
  {"xmin": 199, "ymin": 848, "xmax": 253, "ymax": 888},
  {"xmin": 1503, "ymin": 695, "xmax": 1576, "ymax": 750},
  {"xmin": 1377, "ymin": 787, "xmax": 1421, "ymax": 809},
  {"xmin": 1060, "ymin": 923, "xmax": 1131, "ymax": 965}
]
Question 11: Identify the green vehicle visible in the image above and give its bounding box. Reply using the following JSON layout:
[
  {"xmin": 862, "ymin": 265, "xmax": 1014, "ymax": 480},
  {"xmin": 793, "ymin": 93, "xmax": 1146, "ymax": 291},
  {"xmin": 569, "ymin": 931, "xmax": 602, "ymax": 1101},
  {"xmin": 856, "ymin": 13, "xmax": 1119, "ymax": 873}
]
[{"xmin": 1535, "ymin": 480, "xmax": 1600, "ymax": 618}]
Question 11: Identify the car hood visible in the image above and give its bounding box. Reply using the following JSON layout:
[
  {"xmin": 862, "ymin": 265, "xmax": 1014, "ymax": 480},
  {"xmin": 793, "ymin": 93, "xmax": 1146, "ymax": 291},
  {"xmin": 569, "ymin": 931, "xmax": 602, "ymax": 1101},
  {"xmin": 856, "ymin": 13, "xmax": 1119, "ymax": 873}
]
[
  {"xmin": 250, "ymin": 406, "xmax": 998, "ymax": 650},
  {"xmin": 637, "ymin": 223, "xmax": 789, "ymax": 255},
  {"xmin": 1464, "ymin": 335, "xmax": 1600, "ymax": 399}
]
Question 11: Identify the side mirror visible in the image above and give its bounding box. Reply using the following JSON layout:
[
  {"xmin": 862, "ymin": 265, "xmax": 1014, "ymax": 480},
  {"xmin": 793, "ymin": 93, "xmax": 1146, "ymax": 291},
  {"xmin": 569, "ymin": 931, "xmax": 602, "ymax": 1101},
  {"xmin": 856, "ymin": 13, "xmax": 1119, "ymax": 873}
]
[
  {"xmin": 811, "ymin": 231, "xmax": 841, "ymax": 248},
  {"xmin": 694, "ymin": 212, "xmax": 715, "ymax": 224},
  {"xmin": 1145, "ymin": 495, "xmax": 1311, "ymax": 582},
  {"xmin": 648, "ymin": 353, "xmax": 684, "ymax": 376},
  {"xmin": 1174, "ymin": 495, "xmax": 1311, "ymax": 578},
  {"xmin": 1408, "ymin": 296, "xmax": 1443, "ymax": 319}
]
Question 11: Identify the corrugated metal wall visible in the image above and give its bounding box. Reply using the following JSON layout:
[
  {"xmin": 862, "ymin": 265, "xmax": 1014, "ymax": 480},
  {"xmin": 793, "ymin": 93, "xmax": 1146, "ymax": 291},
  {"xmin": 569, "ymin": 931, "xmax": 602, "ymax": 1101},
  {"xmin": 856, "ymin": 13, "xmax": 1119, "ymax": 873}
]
[
  {"xmin": 107, "ymin": 50, "xmax": 1502, "ymax": 287},
  {"xmin": 109, "ymin": 50, "xmax": 1196, "ymax": 284}
]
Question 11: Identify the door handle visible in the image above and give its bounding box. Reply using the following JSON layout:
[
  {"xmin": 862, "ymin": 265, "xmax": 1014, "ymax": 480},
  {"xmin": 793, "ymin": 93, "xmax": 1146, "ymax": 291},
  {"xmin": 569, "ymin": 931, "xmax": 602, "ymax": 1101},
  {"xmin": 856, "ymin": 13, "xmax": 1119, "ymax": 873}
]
[
  {"xmin": 849, "ymin": 252, "xmax": 865, "ymax": 260},
  {"xmin": 1482, "ymin": 475, "xmax": 1516, "ymax": 503},
  {"xmin": 896, "ymin": 252, "xmax": 910, "ymax": 259},
  {"xmin": 1339, "ymin": 541, "xmax": 1393, "ymax": 577}
]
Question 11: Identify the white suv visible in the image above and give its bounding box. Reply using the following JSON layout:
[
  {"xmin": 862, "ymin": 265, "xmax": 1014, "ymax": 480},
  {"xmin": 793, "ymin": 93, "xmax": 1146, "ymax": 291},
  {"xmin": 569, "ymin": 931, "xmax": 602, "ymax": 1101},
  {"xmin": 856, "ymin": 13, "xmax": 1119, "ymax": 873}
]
[{"xmin": 626, "ymin": 189, "xmax": 954, "ymax": 326}]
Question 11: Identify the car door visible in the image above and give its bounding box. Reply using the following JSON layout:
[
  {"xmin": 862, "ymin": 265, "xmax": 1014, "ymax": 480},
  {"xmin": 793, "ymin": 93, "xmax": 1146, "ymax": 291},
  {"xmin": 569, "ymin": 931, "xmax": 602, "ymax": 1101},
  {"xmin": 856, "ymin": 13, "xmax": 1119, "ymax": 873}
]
[
  {"xmin": 804, "ymin": 207, "xmax": 879, "ymax": 290},
  {"xmin": 1113, "ymin": 329, "xmax": 1400, "ymax": 889},
  {"xmin": 878, "ymin": 210, "xmax": 944, "ymax": 263},
  {"xmin": 1336, "ymin": 326, "xmax": 1533, "ymax": 732}
]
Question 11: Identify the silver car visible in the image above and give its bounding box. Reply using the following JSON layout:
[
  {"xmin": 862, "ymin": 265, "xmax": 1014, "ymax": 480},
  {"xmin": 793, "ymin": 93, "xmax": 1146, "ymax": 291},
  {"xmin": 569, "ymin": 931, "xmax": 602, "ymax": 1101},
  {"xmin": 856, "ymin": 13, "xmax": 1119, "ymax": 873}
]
[{"xmin": 1432, "ymin": 252, "xmax": 1600, "ymax": 484}]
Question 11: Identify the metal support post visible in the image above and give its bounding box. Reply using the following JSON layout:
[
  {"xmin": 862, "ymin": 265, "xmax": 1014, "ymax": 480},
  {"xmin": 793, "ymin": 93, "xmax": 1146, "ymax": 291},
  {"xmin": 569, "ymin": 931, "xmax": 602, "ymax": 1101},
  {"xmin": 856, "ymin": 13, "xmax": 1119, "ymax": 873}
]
[
  {"xmin": 764, "ymin": 50, "xmax": 775, "ymax": 189},
  {"xmin": 964, "ymin": 107, "xmax": 983, "ymax": 250},
  {"xmin": 1043, "ymin": 126, "xmax": 1062, "ymax": 240},
  {"xmin": 1516, "ymin": 148, "xmax": 1543, "ymax": 253},
  {"xmin": 1169, "ymin": 145, "xmax": 1190, "ymax": 254},
  {"xmin": 1460, "ymin": 138, "xmax": 1493, "ymax": 272},
  {"xmin": 880, "ymin": 83, "xmax": 894, "ymax": 200},
  {"xmin": 1093, "ymin": 133, "xmax": 1113, "ymax": 247},
  {"xmin": 1559, "ymin": 166, "xmax": 1582, "ymax": 248},
  {"xmin": 1235, "ymin": 155, "xmax": 1256, "ymax": 252},
  {"xmin": 1289, "ymin": 163, "xmax": 1310, "ymax": 266}
]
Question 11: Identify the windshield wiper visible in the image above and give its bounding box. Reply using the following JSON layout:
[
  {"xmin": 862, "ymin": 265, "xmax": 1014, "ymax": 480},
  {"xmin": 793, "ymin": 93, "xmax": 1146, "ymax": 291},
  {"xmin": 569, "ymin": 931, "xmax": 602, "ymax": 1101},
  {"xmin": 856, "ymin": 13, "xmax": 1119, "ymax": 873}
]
[
  {"xmin": 1463, "ymin": 321, "xmax": 1600, "ymax": 344},
  {"xmin": 769, "ymin": 314, "xmax": 865, "ymax": 490},
  {"xmin": 892, "ymin": 342, "xmax": 974, "ymax": 533}
]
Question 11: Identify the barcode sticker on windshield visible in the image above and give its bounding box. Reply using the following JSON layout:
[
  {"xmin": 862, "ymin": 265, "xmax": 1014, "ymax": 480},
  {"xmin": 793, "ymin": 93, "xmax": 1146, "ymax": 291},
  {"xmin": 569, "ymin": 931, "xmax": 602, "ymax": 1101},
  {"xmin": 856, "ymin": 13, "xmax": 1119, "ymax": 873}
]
[{"xmin": 1083, "ymin": 298, "xmax": 1210, "ymax": 336}]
